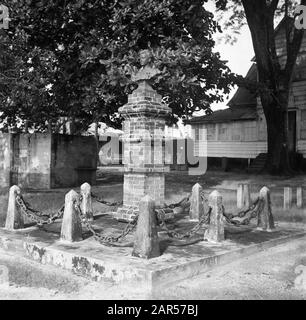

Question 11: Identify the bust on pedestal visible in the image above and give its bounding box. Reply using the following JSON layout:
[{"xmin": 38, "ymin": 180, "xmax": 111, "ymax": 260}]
[{"xmin": 114, "ymin": 49, "xmax": 171, "ymax": 222}]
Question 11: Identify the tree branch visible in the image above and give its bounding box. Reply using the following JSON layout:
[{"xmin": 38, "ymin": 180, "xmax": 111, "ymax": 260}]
[{"xmin": 269, "ymin": 0, "xmax": 280, "ymax": 12}]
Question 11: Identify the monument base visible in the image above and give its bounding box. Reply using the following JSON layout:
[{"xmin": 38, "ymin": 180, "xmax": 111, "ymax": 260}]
[
  {"xmin": 0, "ymin": 220, "xmax": 304, "ymax": 294},
  {"xmin": 113, "ymin": 206, "xmax": 139, "ymax": 222}
]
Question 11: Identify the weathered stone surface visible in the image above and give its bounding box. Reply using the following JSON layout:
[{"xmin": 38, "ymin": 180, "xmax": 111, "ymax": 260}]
[
  {"xmin": 204, "ymin": 191, "xmax": 224, "ymax": 243},
  {"xmin": 189, "ymin": 183, "xmax": 204, "ymax": 221},
  {"xmin": 257, "ymin": 187, "xmax": 275, "ymax": 232},
  {"xmin": 0, "ymin": 215, "xmax": 305, "ymax": 292},
  {"xmin": 0, "ymin": 133, "xmax": 97, "ymax": 190},
  {"xmin": 5, "ymin": 185, "xmax": 24, "ymax": 230},
  {"xmin": 80, "ymin": 183, "xmax": 93, "ymax": 221},
  {"xmin": 132, "ymin": 195, "xmax": 160, "ymax": 259},
  {"xmin": 60, "ymin": 190, "xmax": 83, "ymax": 242}
]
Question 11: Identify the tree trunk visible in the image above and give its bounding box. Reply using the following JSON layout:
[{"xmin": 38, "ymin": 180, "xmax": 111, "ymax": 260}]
[
  {"xmin": 261, "ymin": 85, "xmax": 293, "ymax": 175},
  {"xmin": 240, "ymin": 0, "xmax": 302, "ymax": 175}
]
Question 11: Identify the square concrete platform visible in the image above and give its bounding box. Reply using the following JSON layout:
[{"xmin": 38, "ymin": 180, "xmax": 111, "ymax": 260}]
[{"xmin": 0, "ymin": 213, "xmax": 305, "ymax": 293}]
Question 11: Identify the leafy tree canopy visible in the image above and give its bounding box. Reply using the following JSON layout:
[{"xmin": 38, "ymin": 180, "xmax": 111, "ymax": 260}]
[{"xmin": 0, "ymin": 0, "xmax": 235, "ymax": 131}]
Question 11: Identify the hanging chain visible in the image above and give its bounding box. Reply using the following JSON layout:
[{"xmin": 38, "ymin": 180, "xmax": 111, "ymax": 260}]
[
  {"xmin": 16, "ymin": 195, "xmax": 64, "ymax": 227},
  {"xmin": 159, "ymin": 207, "xmax": 212, "ymax": 240},
  {"xmin": 222, "ymin": 197, "xmax": 264, "ymax": 226},
  {"xmin": 162, "ymin": 193, "xmax": 191, "ymax": 210},
  {"xmin": 91, "ymin": 193, "xmax": 123, "ymax": 207},
  {"xmin": 77, "ymin": 196, "xmax": 137, "ymax": 245}
]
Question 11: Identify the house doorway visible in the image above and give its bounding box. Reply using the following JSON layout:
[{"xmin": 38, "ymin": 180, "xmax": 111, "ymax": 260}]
[{"xmin": 288, "ymin": 111, "xmax": 297, "ymax": 152}]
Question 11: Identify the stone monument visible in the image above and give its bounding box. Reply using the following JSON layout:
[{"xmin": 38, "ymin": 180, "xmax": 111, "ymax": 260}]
[{"xmin": 114, "ymin": 49, "xmax": 171, "ymax": 221}]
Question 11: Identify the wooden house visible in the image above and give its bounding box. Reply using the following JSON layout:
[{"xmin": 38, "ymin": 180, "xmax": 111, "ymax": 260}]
[{"xmin": 189, "ymin": 20, "xmax": 306, "ymax": 171}]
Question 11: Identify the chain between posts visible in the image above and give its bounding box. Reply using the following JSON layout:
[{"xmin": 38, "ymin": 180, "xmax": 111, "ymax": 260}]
[
  {"xmin": 163, "ymin": 193, "xmax": 191, "ymax": 210},
  {"xmin": 91, "ymin": 193, "xmax": 123, "ymax": 207},
  {"xmin": 159, "ymin": 207, "xmax": 212, "ymax": 240},
  {"xmin": 15, "ymin": 195, "xmax": 64, "ymax": 227},
  {"xmin": 222, "ymin": 197, "xmax": 264, "ymax": 226},
  {"xmin": 77, "ymin": 195, "xmax": 137, "ymax": 246},
  {"xmin": 78, "ymin": 193, "xmax": 194, "ymax": 245}
]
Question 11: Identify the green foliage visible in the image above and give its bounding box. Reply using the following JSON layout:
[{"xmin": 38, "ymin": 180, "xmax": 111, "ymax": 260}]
[{"xmin": 0, "ymin": 0, "xmax": 235, "ymax": 131}]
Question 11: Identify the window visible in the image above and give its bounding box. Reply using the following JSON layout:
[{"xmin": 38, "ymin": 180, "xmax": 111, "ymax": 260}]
[
  {"xmin": 244, "ymin": 121, "xmax": 257, "ymax": 141},
  {"xmin": 231, "ymin": 122, "xmax": 242, "ymax": 141},
  {"xmin": 206, "ymin": 124, "xmax": 216, "ymax": 140},
  {"xmin": 218, "ymin": 124, "xmax": 229, "ymax": 141}
]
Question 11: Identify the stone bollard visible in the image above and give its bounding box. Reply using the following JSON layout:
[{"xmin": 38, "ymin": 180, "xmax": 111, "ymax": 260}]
[
  {"xmin": 204, "ymin": 191, "xmax": 224, "ymax": 243},
  {"xmin": 60, "ymin": 190, "xmax": 83, "ymax": 242},
  {"xmin": 132, "ymin": 195, "xmax": 160, "ymax": 259},
  {"xmin": 297, "ymin": 187, "xmax": 303, "ymax": 209},
  {"xmin": 237, "ymin": 184, "xmax": 243, "ymax": 209},
  {"xmin": 80, "ymin": 183, "xmax": 93, "ymax": 221},
  {"xmin": 243, "ymin": 184, "xmax": 251, "ymax": 208},
  {"xmin": 5, "ymin": 185, "xmax": 24, "ymax": 230},
  {"xmin": 237, "ymin": 184, "xmax": 250, "ymax": 209},
  {"xmin": 283, "ymin": 187, "xmax": 293, "ymax": 210},
  {"xmin": 189, "ymin": 183, "xmax": 204, "ymax": 221},
  {"xmin": 257, "ymin": 187, "xmax": 275, "ymax": 232}
]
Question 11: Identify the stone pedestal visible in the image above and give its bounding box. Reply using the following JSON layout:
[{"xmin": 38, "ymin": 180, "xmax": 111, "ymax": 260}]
[
  {"xmin": 5, "ymin": 185, "xmax": 23, "ymax": 230},
  {"xmin": 204, "ymin": 191, "xmax": 225, "ymax": 243},
  {"xmin": 257, "ymin": 187, "xmax": 275, "ymax": 232},
  {"xmin": 132, "ymin": 195, "xmax": 160, "ymax": 259},
  {"xmin": 60, "ymin": 190, "xmax": 83, "ymax": 242},
  {"xmin": 80, "ymin": 183, "xmax": 93, "ymax": 221},
  {"xmin": 114, "ymin": 81, "xmax": 171, "ymax": 221},
  {"xmin": 189, "ymin": 183, "xmax": 204, "ymax": 221}
]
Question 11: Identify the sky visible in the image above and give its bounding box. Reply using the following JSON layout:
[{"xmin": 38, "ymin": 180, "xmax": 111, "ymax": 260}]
[{"xmin": 205, "ymin": 1, "xmax": 255, "ymax": 111}]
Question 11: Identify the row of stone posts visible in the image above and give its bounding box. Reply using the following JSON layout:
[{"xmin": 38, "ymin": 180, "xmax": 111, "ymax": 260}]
[
  {"xmin": 238, "ymin": 184, "xmax": 305, "ymax": 210},
  {"xmin": 133, "ymin": 185, "xmax": 274, "ymax": 258},
  {"xmin": 5, "ymin": 183, "xmax": 94, "ymax": 243},
  {"xmin": 4, "ymin": 182, "xmax": 274, "ymax": 260},
  {"xmin": 283, "ymin": 187, "xmax": 304, "ymax": 209},
  {"xmin": 59, "ymin": 183, "xmax": 94, "ymax": 243}
]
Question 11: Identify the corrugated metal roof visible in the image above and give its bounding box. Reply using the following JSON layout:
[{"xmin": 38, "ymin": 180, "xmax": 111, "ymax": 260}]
[{"xmin": 189, "ymin": 106, "xmax": 257, "ymax": 124}]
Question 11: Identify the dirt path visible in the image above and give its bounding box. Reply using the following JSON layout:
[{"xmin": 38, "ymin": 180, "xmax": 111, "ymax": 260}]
[{"xmin": 155, "ymin": 236, "xmax": 306, "ymax": 300}]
